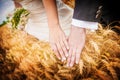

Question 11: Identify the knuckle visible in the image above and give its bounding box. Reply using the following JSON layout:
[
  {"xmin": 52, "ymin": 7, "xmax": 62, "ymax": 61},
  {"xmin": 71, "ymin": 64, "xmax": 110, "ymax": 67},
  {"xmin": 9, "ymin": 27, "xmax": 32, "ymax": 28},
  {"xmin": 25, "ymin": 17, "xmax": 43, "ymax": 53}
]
[
  {"xmin": 67, "ymin": 56, "xmax": 71, "ymax": 60},
  {"xmin": 62, "ymin": 47, "xmax": 66, "ymax": 52},
  {"xmin": 53, "ymin": 48, "xmax": 57, "ymax": 52},
  {"xmin": 69, "ymin": 43, "xmax": 74, "ymax": 47},
  {"xmin": 61, "ymin": 44, "xmax": 65, "ymax": 49},
  {"xmin": 58, "ymin": 47, "xmax": 62, "ymax": 52},
  {"xmin": 55, "ymin": 53, "xmax": 59, "ymax": 57}
]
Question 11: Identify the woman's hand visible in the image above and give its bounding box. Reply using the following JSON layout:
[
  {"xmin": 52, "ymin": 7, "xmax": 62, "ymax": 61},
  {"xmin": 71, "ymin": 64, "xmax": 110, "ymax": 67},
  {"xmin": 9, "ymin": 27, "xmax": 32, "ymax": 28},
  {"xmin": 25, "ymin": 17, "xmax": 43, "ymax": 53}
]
[
  {"xmin": 67, "ymin": 26, "xmax": 86, "ymax": 67},
  {"xmin": 42, "ymin": 0, "xmax": 69, "ymax": 61},
  {"xmin": 49, "ymin": 25, "xmax": 69, "ymax": 61}
]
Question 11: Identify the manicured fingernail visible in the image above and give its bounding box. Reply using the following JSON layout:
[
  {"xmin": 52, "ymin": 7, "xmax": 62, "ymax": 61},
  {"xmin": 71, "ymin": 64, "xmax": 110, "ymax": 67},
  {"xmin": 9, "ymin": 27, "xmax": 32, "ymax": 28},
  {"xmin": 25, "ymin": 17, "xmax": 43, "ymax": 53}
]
[
  {"xmin": 67, "ymin": 46, "xmax": 69, "ymax": 50},
  {"xmin": 66, "ymin": 64, "xmax": 69, "ymax": 67},
  {"xmin": 76, "ymin": 61, "xmax": 79, "ymax": 64},
  {"xmin": 62, "ymin": 57, "xmax": 66, "ymax": 62},
  {"xmin": 70, "ymin": 64, "xmax": 73, "ymax": 67},
  {"xmin": 58, "ymin": 57, "xmax": 61, "ymax": 60},
  {"xmin": 66, "ymin": 53, "xmax": 68, "ymax": 57}
]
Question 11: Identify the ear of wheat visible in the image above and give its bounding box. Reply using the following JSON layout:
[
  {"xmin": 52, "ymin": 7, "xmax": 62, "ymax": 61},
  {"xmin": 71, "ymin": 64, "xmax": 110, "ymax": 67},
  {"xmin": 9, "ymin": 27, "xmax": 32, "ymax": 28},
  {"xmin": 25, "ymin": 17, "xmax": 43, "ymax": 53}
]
[{"xmin": 0, "ymin": 24, "xmax": 120, "ymax": 80}]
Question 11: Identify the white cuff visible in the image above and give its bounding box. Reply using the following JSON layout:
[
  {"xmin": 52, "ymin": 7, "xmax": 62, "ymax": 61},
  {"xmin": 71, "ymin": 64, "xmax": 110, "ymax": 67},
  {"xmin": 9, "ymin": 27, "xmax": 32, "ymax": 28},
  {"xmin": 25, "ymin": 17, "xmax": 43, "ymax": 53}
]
[{"xmin": 72, "ymin": 18, "xmax": 98, "ymax": 31}]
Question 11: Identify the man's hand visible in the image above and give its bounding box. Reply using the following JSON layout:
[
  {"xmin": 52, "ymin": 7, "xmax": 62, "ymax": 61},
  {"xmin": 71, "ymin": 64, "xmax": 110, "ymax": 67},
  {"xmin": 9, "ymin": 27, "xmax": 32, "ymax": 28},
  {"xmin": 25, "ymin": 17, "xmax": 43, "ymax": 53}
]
[
  {"xmin": 67, "ymin": 26, "xmax": 86, "ymax": 67},
  {"xmin": 49, "ymin": 25, "xmax": 69, "ymax": 61}
]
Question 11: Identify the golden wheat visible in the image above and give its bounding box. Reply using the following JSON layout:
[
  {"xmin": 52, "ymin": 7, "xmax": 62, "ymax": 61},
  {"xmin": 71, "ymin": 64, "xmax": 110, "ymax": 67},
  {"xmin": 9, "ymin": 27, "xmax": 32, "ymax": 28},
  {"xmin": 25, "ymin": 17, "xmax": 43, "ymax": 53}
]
[{"xmin": 0, "ymin": 24, "xmax": 120, "ymax": 80}]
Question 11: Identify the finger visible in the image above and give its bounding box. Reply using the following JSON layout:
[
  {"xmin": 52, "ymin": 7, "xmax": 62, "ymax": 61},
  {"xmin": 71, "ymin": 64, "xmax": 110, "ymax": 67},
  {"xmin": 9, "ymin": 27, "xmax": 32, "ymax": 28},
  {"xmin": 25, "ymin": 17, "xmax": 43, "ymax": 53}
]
[
  {"xmin": 69, "ymin": 48, "xmax": 76, "ymax": 67},
  {"xmin": 60, "ymin": 40, "xmax": 68, "ymax": 58},
  {"xmin": 50, "ymin": 43, "xmax": 55, "ymax": 51},
  {"xmin": 63, "ymin": 37, "xmax": 69, "ymax": 50},
  {"xmin": 67, "ymin": 47, "xmax": 73, "ymax": 67},
  {"xmin": 50, "ymin": 43, "xmax": 61, "ymax": 60},
  {"xmin": 75, "ymin": 47, "xmax": 82, "ymax": 64},
  {"xmin": 56, "ymin": 42, "xmax": 66, "ymax": 61},
  {"xmin": 53, "ymin": 46, "xmax": 62, "ymax": 60}
]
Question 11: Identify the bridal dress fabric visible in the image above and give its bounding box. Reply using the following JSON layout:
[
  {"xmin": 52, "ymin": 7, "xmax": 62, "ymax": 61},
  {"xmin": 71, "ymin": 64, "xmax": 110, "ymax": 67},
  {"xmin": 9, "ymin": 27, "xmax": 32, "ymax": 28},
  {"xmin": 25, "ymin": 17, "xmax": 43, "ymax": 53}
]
[{"xmin": 19, "ymin": 0, "xmax": 73, "ymax": 41}]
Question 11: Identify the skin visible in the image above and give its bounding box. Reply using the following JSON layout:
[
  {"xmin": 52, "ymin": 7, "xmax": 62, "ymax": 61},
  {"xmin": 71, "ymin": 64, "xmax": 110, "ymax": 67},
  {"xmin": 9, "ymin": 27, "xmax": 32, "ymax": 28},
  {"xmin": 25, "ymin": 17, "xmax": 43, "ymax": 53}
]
[
  {"xmin": 67, "ymin": 26, "xmax": 86, "ymax": 67},
  {"xmin": 42, "ymin": 0, "xmax": 69, "ymax": 61},
  {"xmin": 42, "ymin": 0, "xmax": 86, "ymax": 67},
  {"xmin": 14, "ymin": 1, "xmax": 22, "ymax": 8}
]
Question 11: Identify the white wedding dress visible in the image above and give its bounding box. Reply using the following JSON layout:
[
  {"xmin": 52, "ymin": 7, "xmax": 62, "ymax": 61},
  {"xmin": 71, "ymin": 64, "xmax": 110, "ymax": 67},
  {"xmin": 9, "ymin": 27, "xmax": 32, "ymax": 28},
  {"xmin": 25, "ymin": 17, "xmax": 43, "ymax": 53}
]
[
  {"xmin": 20, "ymin": 0, "xmax": 73, "ymax": 41},
  {"xmin": 0, "ymin": 0, "xmax": 73, "ymax": 41}
]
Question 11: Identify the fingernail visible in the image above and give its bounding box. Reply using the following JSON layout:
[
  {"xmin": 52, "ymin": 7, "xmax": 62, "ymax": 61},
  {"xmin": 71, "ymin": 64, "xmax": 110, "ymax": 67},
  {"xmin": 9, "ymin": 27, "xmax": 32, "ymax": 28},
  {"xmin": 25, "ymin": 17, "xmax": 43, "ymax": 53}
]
[
  {"xmin": 66, "ymin": 53, "xmax": 68, "ymax": 57},
  {"xmin": 62, "ymin": 57, "xmax": 66, "ymax": 62},
  {"xmin": 70, "ymin": 64, "xmax": 73, "ymax": 67},
  {"xmin": 67, "ymin": 46, "xmax": 69, "ymax": 50},
  {"xmin": 76, "ymin": 61, "xmax": 79, "ymax": 64},
  {"xmin": 66, "ymin": 64, "xmax": 69, "ymax": 67},
  {"xmin": 58, "ymin": 57, "xmax": 61, "ymax": 60}
]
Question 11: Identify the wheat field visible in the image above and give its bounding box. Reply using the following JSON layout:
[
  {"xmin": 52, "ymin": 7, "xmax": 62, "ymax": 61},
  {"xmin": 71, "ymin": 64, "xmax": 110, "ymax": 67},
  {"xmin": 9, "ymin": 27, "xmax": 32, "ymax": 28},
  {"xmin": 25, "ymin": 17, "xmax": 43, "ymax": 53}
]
[
  {"xmin": 0, "ymin": 0, "xmax": 120, "ymax": 80},
  {"xmin": 0, "ymin": 24, "xmax": 120, "ymax": 80}
]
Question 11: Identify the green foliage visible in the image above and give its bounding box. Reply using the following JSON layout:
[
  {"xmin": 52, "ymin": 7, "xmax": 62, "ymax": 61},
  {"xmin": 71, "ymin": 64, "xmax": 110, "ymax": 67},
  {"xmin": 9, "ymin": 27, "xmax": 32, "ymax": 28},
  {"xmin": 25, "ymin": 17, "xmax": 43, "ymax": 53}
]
[
  {"xmin": 11, "ymin": 8, "xmax": 29, "ymax": 29},
  {"xmin": 0, "ymin": 8, "xmax": 29, "ymax": 29}
]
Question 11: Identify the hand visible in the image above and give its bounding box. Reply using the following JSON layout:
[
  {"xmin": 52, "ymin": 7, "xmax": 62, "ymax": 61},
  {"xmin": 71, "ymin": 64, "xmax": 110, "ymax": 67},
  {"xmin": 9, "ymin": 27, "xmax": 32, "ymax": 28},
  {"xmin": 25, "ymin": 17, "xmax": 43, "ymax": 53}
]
[
  {"xmin": 49, "ymin": 25, "xmax": 69, "ymax": 61},
  {"xmin": 67, "ymin": 26, "xmax": 86, "ymax": 67}
]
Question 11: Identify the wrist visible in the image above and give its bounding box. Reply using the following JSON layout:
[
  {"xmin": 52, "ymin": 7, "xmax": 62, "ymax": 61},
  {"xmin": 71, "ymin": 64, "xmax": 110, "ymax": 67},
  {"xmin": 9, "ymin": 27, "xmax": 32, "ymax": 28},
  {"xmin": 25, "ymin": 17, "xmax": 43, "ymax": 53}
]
[
  {"xmin": 48, "ymin": 22, "xmax": 60, "ymax": 27},
  {"xmin": 71, "ymin": 25, "xmax": 86, "ymax": 33},
  {"xmin": 48, "ymin": 23, "xmax": 61, "ymax": 31}
]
